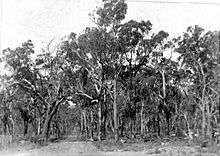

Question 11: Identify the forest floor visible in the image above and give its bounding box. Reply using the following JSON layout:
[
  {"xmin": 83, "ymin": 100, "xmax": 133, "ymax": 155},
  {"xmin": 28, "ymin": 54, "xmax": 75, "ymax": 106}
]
[{"xmin": 0, "ymin": 135, "xmax": 220, "ymax": 156}]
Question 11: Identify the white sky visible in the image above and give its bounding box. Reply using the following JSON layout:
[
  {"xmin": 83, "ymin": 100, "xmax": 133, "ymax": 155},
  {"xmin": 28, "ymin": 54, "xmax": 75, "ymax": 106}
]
[{"xmin": 0, "ymin": 0, "xmax": 220, "ymax": 54}]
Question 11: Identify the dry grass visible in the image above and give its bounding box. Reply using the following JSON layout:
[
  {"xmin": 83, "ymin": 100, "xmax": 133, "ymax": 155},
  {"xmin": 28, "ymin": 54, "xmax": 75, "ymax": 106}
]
[{"xmin": 93, "ymin": 137, "xmax": 220, "ymax": 156}]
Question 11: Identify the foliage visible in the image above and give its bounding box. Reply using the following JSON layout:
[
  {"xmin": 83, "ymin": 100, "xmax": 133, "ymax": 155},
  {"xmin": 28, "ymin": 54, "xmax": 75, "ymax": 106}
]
[{"xmin": 0, "ymin": 0, "xmax": 219, "ymax": 145}]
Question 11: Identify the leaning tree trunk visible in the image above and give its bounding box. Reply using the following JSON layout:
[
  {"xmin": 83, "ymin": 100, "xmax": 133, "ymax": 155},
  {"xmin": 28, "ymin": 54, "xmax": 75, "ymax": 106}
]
[
  {"xmin": 113, "ymin": 79, "xmax": 119, "ymax": 141},
  {"xmin": 42, "ymin": 112, "xmax": 54, "ymax": 140},
  {"xmin": 42, "ymin": 100, "xmax": 62, "ymax": 140}
]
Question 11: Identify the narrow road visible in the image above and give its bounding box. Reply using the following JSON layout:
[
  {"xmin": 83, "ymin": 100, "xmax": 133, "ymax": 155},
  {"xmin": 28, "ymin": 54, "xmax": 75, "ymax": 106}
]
[
  {"xmin": 0, "ymin": 141, "xmax": 149, "ymax": 156},
  {"xmin": 0, "ymin": 136, "xmax": 219, "ymax": 156}
]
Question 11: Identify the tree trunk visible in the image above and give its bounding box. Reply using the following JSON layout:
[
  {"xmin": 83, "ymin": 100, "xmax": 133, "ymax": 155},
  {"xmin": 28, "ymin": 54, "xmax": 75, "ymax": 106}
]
[
  {"xmin": 97, "ymin": 102, "xmax": 102, "ymax": 141},
  {"xmin": 82, "ymin": 109, "xmax": 88, "ymax": 139},
  {"xmin": 24, "ymin": 120, "xmax": 29, "ymax": 136},
  {"xmin": 157, "ymin": 115, "xmax": 161, "ymax": 137},
  {"xmin": 90, "ymin": 109, "xmax": 94, "ymax": 140},
  {"xmin": 200, "ymin": 65, "xmax": 207, "ymax": 140},
  {"xmin": 37, "ymin": 118, "xmax": 41, "ymax": 135},
  {"xmin": 102, "ymin": 113, "xmax": 107, "ymax": 139},
  {"xmin": 140, "ymin": 101, "xmax": 144, "ymax": 136},
  {"xmin": 206, "ymin": 102, "xmax": 211, "ymax": 140},
  {"xmin": 113, "ymin": 79, "xmax": 119, "ymax": 141},
  {"xmin": 42, "ymin": 103, "xmax": 60, "ymax": 140},
  {"xmin": 130, "ymin": 119, "xmax": 133, "ymax": 138},
  {"xmin": 162, "ymin": 70, "xmax": 166, "ymax": 99},
  {"xmin": 183, "ymin": 113, "xmax": 193, "ymax": 139},
  {"xmin": 42, "ymin": 114, "xmax": 52, "ymax": 140},
  {"xmin": 161, "ymin": 70, "xmax": 169, "ymax": 135},
  {"xmin": 3, "ymin": 122, "xmax": 7, "ymax": 135},
  {"xmin": 80, "ymin": 112, "xmax": 84, "ymax": 135},
  {"xmin": 201, "ymin": 102, "xmax": 206, "ymax": 139}
]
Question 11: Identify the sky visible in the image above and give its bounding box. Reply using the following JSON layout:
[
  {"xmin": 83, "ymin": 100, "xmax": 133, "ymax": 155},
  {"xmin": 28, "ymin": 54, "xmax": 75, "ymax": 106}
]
[{"xmin": 0, "ymin": 0, "xmax": 220, "ymax": 55}]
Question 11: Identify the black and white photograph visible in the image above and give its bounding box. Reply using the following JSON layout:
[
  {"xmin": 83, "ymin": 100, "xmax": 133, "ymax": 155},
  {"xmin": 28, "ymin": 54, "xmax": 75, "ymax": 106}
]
[{"xmin": 0, "ymin": 0, "xmax": 219, "ymax": 155}]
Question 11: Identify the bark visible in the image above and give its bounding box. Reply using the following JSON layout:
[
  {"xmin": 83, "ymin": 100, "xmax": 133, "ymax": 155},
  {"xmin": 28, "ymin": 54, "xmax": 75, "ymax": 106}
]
[
  {"xmin": 80, "ymin": 113, "xmax": 84, "ymax": 135},
  {"xmin": 2, "ymin": 114, "xmax": 13, "ymax": 135},
  {"xmin": 157, "ymin": 115, "xmax": 161, "ymax": 136},
  {"xmin": 90, "ymin": 110, "xmax": 94, "ymax": 140},
  {"xmin": 108, "ymin": 115, "xmax": 115, "ymax": 134},
  {"xmin": 3, "ymin": 122, "xmax": 7, "ymax": 135},
  {"xmin": 201, "ymin": 88, "xmax": 206, "ymax": 139},
  {"xmin": 102, "ymin": 113, "xmax": 107, "ymax": 139},
  {"xmin": 102, "ymin": 90, "xmax": 107, "ymax": 139},
  {"xmin": 82, "ymin": 109, "xmax": 88, "ymax": 138},
  {"xmin": 162, "ymin": 70, "xmax": 166, "ymax": 99},
  {"xmin": 140, "ymin": 101, "xmax": 144, "ymax": 136},
  {"xmin": 206, "ymin": 102, "xmax": 211, "ymax": 140},
  {"xmin": 42, "ymin": 99, "xmax": 64, "ymax": 140},
  {"xmin": 17, "ymin": 107, "xmax": 31, "ymax": 136},
  {"xmin": 42, "ymin": 113, "xmax": 53, "ymax": 140},
  {"xmin": 97, "ymin": 101, "xmax": 102, "ymax": 140},
  {"xmin": 199, "ymin": 62, "xmax": 207, "ymax": 140},
  {"xmin": 130, "ymin": 119, "xmax": 133, "ymax": 138},
  {"xmin": 113, "ymin": 79, "xmax": 119, "ymax": 141},
  {"xmin": 37, "ymin": 118, "xmax": 41, "ymax": 135},
  {"xmin": 183, "ymin": 113, "xmax": 193, "ymax": 139},
  {"xmin": 24, "ymin": 120, "xmax": 29, "ymax": 136},
  {"xmin": 161, "ymin": 70, "xmax": 169, "ymax": 135}
]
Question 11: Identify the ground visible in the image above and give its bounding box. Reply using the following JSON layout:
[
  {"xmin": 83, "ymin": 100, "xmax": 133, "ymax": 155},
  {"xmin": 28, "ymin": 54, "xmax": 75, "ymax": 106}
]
[{"xmin": 0, "ymin": 135, "xmax": 219, "ymax": 156}]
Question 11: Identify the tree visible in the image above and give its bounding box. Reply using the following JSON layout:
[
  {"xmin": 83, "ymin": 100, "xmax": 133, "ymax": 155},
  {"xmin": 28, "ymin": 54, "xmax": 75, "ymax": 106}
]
[{"xmin": 176, "ymin": 26, "xmax": 219, "ymax": 140}]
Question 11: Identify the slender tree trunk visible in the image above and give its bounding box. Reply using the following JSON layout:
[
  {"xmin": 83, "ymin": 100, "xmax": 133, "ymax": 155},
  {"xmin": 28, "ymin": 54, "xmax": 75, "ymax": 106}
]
[
  {"xmin": 206, "ymin": 102, "xmax": 211, "ymax": 140},
  {"xmin": 207, "ymin": 114, "xmax": 211, "ymax": 140},
  {"xmin": 130, "ymin": 119, "xmax": 133, "ymax": 138},
  {"xmin": 90, "ymin": 109, "xmax": 94, "ymax": 140},
  {"xmin": 113, "ymin": 79, "xmax": 118, "ymax": 141},
  {"xmin": 201, "ymin": 96, "xmax": 206, "ymax": 139},
  {"xmin": 97, "ymin": 102, "xmax": 102, "ymax": 141},
  {"xmin": 161, "ymin": 70, "xmax": 169, "ymax": 136},
  {"xmin": 109, "ymin": 115, "xmax": 114, "ymax": 134},
  {"xmin": 162, "ymin": 70, "xmax": 166, "ymax": 99},
  {"xmin": 140, "ymin": 101, "xmax": 144, "ymax": 136},
  {"xmin": 37, "ymin": 118, "xmax": 41, "ymax": 135},
  {"xmin": 157, "ymin": 115, "xmax": 160, "ymax": 137},
  {"xmin": 183, "ymin": 113, "xmax": 193, "ymax": 139},
  {"xmin": 80, "ymin": 112, "xmax": 84, "ymax": 135},
  {"xmin": 200, "ymin": 64, "xmax": 207, "ymax": 140},
  {"xmin": 24, "ymin": 120, "xmax": 28, "ymax": 136},
  {"xmin": 3, "ymin": 122, "xmax": 7, "ymax": 135},
  {"xmin": 82, "ymin": 109, "xmax": 88, "ymax": 139},
  {"xmin": 102, "ymin": 113, "xmax": 107, "ymax": 139}
]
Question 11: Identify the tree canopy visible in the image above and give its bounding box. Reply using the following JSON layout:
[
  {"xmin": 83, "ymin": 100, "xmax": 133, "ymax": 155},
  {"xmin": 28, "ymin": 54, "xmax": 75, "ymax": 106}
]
[{"xmin": 0, "ymin": 0, "xmax": 219, "ymax": 145}]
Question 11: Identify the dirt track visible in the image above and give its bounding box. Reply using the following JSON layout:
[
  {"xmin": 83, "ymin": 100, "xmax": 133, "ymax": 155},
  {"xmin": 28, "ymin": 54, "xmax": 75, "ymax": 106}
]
[
  {"xmin": 0, "ymin": 139, "xmax": 219, "ymax": 156},
  {"xmin": 0, "ymin": 141, "xmax": 147, "ymax": 156}
]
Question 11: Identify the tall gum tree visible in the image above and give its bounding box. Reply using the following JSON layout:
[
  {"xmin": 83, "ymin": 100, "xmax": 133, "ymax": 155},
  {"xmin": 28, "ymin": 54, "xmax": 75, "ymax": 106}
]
[{"xmin": 175, "ymin": 26, "xmax": 219, "ymax": 140}]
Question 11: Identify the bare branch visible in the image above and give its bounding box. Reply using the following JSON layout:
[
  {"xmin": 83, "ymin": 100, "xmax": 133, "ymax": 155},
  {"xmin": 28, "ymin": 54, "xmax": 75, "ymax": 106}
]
[{"xmin": 75, "ymin": 91, "xmax": 93, "ymax": 100}]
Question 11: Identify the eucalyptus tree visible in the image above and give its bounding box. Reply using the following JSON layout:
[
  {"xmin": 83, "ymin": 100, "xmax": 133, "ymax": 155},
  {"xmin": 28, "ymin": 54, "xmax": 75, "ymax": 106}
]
[
  {"xmin": 59, "ymin": 0, "xmax": 129, "ymax": 141},
  {"xmin": 0, "ymin": 39, "xmax": 71, "ymax": 140},
  {"xmin": 0, "ymin": 40, "xmax": 37, "ymax": 136},
  {"xmin": 175, "ymin": 26, "xmax": 219, "ymax": 140}
]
